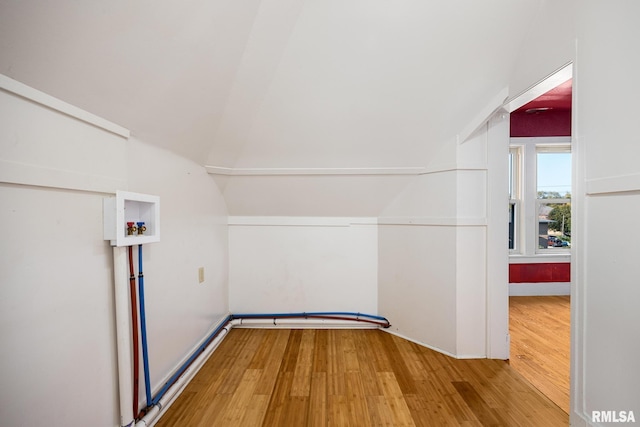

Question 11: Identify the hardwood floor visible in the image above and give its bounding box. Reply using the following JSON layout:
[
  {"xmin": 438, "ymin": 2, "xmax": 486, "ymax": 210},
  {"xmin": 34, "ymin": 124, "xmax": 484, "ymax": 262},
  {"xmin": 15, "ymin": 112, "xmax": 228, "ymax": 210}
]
[
  {"xmin": 156, "ymin": 328, "xmax": 568, "ymax": 426},
  {"xmin": 509, "ymin": 296, "xmax": 571, "ymax": 414}
]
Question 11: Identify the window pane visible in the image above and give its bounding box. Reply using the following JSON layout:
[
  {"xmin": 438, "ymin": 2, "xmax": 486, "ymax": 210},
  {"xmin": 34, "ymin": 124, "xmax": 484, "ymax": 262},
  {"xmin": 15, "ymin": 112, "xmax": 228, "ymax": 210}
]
[
  {"xmin": 538, "ymin": 201, "xmax": 571, "ymax": 250},
  {"xmin": 509, "ymin": 203, "xmax": 515, "ymax": 250},
  {"xmin": 537, "ymin": 152, "xmax": 571, "ymax": 199},
  {"xmin": 509, "ymin": 152, "xmax": 514, "ymax": 199}
]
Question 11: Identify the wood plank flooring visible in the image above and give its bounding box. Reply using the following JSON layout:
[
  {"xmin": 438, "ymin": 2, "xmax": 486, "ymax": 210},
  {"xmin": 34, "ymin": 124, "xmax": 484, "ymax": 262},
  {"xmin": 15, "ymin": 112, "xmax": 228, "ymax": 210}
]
[
  {"xmin": 156, "ymin": 328, "xmax": 568, "ymax": 426},
  {"xmin": 509, "ymin": 296, "xmax": 570, "ymax": 414}
]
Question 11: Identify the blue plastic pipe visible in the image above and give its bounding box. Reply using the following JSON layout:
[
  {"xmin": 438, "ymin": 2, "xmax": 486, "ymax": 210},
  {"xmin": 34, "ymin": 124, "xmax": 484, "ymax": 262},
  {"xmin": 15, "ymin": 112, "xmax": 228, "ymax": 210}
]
[
  {"xmin": 151, "ymin": 315, "xmax": 233, "ymax": 405},
  {"xmin": 231, "ymin": 311, "xmax": 389, "ymax": 322},
  {"xmin": 231, "ymin": 312, "xmax": 390, "ymax": 328},
  {"xmin": 149, "ymin": 311, "xmax": 388, "ymax": 406},
  {"xmin": 138, "ymin": 245, "xmax": 152, "ymax": 407}
]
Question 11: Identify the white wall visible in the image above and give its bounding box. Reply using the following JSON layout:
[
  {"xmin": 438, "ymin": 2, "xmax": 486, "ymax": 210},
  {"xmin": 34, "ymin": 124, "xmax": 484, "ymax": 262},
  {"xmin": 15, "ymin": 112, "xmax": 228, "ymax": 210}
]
[
  {"xmin": 0, "ymin": 185, "xmax": 121, "ymax": 425},
  {"xmin": 0, "ymin": 85, "xmax": 127, "ymax": 425},
  {"xmin": 573, "ymin": 1, "xmax": 640, "ymax": 423},
  {"xmin": 0, "ymin": 78, "xmax": 127, "ymax": 191},
  {"xmin": 125, "ymin": 139, "xmax": 229, "ymax": 407},
  {"xmin": 209, "ymin": 0, "xmax": 539, "ymax": 172},
  {"xmin": 378, "ymin": 141, "xmax": 457, "ymax": 354},
  {"xmin": 0, "ymin": 81, "xmax": 229, "ymax": 425},
  {"xmin": 0, "ymin": 0, "xmax": 264, "ymax": 163},
  {"xmin": 509, "ymin": 0, "xmax": 577, "ymax": 99},
  {"xmin": 229, "ymin": 217, "xmax": 377, "ymax": 315},
  {"xmin": 378, "ymin": 223, "xmax": 458, "ymax": 354},
  {"xmin": 456, "ymin": 226, "xmax": 487, "ymax": 357},
  {"xmin": 378, "ymin": 130, "xmax": 491, "ymax": 358},
  {"xmin": 221, "ymin": 173, "xmax": 417, "ymax": 217}
]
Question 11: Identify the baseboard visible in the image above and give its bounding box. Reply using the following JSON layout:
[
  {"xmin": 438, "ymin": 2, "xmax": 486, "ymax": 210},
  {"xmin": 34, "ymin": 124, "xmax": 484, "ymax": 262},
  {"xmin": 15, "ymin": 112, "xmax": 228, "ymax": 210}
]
[
  {"xmin": 509, "ymin": 282, "xmax": 571, "ymax": 296},
  {"xmin": 382, "ymin": 329, "xmax": 460, "ymax": 359}
]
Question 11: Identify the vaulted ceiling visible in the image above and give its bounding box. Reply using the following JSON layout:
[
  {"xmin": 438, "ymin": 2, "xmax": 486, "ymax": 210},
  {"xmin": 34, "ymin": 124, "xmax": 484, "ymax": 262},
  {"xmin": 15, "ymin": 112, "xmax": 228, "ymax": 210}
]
[{"xmin": 1, "ymin": 0, "xmax": 546, "ymax": 170}]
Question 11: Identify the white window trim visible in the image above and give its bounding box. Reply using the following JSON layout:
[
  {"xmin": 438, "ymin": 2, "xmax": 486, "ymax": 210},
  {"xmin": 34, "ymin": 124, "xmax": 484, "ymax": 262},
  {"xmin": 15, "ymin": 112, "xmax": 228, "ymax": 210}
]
[
  {"xmin": 508, "ymin": 146, "xmax": 521, "ymax": 254},
  {"xmin": 509, "ymin": 137, "xmax": 572, "ymax": 260}
]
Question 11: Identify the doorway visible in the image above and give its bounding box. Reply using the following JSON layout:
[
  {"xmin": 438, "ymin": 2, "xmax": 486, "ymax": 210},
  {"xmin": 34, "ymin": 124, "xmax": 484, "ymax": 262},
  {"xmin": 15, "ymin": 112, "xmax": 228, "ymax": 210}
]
[{"xmin": 505, "ymin": 64, "xmax": 573, "ymax": 413}]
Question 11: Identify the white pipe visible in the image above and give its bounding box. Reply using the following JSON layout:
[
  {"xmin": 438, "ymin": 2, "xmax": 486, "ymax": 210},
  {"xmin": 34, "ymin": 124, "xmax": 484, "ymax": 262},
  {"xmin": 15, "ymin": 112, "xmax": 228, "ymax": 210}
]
[
  {"xmin": 113, "ymin": 246, "xmax": 135, "ymax": 427},
  {"xmin": 134, "ymin": 324, "xmax": 231, "ymax": 427},
  {"xmin": 231, "ymin": 318, "xmax": 380, "ymax": 329},
  {"xmin": 133, "ymin": 406, "xmax": 159, "ymax": 427}
]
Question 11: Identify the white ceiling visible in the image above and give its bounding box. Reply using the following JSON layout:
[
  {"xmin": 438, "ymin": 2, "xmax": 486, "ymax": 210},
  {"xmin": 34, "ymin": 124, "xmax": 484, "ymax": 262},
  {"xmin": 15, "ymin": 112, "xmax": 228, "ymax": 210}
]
[{"xmin": 0, "ymin": 0, "xmax": 542, "ymax": 170}]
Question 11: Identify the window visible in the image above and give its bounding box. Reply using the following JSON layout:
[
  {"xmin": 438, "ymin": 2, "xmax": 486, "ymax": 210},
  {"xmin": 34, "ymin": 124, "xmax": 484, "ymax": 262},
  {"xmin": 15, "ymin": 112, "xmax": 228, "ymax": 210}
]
[
  {"xmin": 536, "ymin": 149, "xmax": 571, "ymax": 251},
  {"xmin": 509, "ymin": 138, "xmax": 571, "ymax": 255},
  {"xmin": 508, "ymin": 147, "xmax": 521, "ymax": 251}
]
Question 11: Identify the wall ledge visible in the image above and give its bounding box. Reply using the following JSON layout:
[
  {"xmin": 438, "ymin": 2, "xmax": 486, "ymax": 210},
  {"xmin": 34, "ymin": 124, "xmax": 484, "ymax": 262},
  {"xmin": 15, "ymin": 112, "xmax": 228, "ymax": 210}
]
[
  {"xmin": 206, "ymin": 166, "xmax": 426, "ymax": 176},
  {"xmin": 0, "ymin": 159, "xmax": 126, "ymax": 194},
  {"xmin": 206, "ymin": 164, "xmax": 488, "ymax": 177},
  {"xmin": 586, "ymin": 172, "xmax": 640, "ymax": 195},
  {"xmin": 228, "ymin": 216, "xmax": 377, "ymax": 227},
  {"xmin": 378, "ymin": 217, "xmax": 486, "ymax": 226},
  {"xmin": 0, "ymin": 74, "xmax": 129, "ymax": 139}
]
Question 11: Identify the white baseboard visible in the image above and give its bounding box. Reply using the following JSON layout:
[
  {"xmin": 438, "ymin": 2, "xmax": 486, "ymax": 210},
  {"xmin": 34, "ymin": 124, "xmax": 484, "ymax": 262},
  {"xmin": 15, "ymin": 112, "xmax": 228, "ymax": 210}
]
[{"xmin": 509, "ymin": 282, "xmax": 570, "ymax": 296}]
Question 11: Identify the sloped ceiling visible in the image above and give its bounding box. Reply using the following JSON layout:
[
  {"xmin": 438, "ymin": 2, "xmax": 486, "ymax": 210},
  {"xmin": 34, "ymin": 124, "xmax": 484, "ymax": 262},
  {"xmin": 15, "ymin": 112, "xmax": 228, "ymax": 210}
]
[
  {"xmin": 0, "ymin": 0, "xmax": 263, "ymax": 162},
  {"xmin": 1, "ymin": 0, "xmax": 541, "ymax": 170}
]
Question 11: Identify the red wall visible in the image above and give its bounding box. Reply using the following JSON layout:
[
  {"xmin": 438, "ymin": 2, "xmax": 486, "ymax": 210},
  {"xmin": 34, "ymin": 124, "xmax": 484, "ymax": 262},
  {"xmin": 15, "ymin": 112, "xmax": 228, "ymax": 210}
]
[
  {"xmin": 510, "ymin": 110, "xmax": 571, "ymax": 137},
  {"xmin": 509, "ymin": 263, "xmax": 571, "ymax": 283},
  {"xmin": 509, "ymin": 107, "xmax": 571, "ymax": 285}
]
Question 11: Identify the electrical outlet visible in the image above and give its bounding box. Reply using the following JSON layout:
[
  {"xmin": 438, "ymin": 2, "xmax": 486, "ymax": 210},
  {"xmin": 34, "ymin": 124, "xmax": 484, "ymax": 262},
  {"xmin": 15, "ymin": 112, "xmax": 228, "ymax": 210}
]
[{"xmin": 198, "ymin": 267, "xmax": 205, "ymax": 283}]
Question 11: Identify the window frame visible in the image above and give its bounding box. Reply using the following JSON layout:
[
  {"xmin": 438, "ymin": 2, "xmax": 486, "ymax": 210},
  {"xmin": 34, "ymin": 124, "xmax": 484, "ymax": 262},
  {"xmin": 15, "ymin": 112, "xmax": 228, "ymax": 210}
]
[
  {"xmin": 509, "ymin": 137, "xmax": 572, "ymax": 258},
  {"xmin": 508, "ymin": 147, "xmax": 522, "ymax": 253}
]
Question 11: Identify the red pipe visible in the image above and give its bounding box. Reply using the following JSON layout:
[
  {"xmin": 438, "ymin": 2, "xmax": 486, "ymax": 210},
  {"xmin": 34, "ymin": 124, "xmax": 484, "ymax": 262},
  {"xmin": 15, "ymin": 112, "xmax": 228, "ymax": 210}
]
[{"xmin": 128, "ymin": 246, "xmax": 140, "ymax": 417}]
